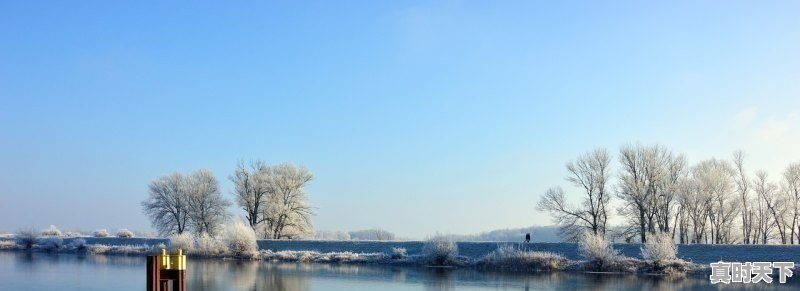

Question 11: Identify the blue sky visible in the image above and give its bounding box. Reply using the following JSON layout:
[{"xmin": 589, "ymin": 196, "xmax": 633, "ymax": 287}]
[{"xmin": 1, "ymin": 1, "xmax": 799, "ymax": 238}]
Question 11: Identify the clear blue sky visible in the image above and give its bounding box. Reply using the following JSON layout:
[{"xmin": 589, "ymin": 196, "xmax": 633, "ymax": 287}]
[{"xmin": 1, "ymin": 1, "xmax": 799, "ymax": 238}]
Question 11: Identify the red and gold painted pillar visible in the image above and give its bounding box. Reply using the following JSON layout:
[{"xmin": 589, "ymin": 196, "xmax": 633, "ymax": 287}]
[{"xmin": 146, "ymin": 249, "xmax": 186, "ymax": 291}]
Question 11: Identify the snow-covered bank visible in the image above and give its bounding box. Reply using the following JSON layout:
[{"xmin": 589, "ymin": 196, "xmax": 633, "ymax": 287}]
[
  {"xmin": 1, "ymin": 237, "xmax": 699, "ymax": 275},
  {"xmin": 4, "ymin": 237, "xmax": 800, "ymax": 265},
  {"xmin": 258, "ymin": 240, "xmax": 800, "ymax": 270},
  {"xmin": 6, "ymin": 235, "xmax": 800, "ymax": 278},
  {"xmin": 263, "ymin": 241, "xmax": 800, "ymax": 265}
]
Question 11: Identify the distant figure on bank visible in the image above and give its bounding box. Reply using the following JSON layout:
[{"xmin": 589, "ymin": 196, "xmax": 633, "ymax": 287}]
[{"xmin": 525, "ymin": 233, "xmax": 531, "ymax": 243}]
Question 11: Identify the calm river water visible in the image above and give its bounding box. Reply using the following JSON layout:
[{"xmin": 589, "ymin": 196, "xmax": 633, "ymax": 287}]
[{"xmin": 0, "ymin": 252, "xmax": 795, "ymax": 290}]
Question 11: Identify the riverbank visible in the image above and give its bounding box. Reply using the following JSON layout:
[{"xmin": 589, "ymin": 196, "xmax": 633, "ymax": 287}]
[
  {"xmin": 7, "ymin": 236, "xmax": 800, "ymax": 279},
  {"xmin": 6, "ymin": 237, "xmax": 800, "ymax": 264},
  {"xmin": 1, "ymin": 236, "xmax": 704, "ymax": 276}
]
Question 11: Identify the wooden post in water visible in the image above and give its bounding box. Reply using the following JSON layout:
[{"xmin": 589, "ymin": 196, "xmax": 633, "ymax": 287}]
[{"xmin": 146, "ymin": 248, "xmax": 186, "ymax": 291}]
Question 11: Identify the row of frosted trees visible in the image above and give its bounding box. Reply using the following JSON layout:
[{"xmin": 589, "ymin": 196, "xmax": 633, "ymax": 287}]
[
  {"xmin": 141, "ymin": 161, "xmax": 314, "ymax": 239},
  {"xmin": 537, "ymin": 143, "xmax": 800, "ymax": 245}
]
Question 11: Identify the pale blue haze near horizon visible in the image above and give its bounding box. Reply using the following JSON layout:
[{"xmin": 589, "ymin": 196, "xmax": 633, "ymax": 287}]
[{"xmin": 1, "ymin": 1, "xmax": 799, "ymax": 238}]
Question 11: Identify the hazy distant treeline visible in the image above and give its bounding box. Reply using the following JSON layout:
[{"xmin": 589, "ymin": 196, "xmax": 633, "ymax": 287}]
[{"xmin": 314, "ymin": 228, "xmax": 396, "ymax": 241}]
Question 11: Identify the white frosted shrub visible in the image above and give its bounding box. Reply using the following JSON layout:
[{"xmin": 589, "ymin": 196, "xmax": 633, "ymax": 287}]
[
  {"xmin": 37, "ymin": 236, "xmax": 64, "ymax": 251},
  {"xmin": 16, "ymin": 229, "xmax": 38, "ymax": 249},
  {"xmin": 423, "ymin": 234, "xmax": 458, "ymax": 265},
  {"xmin": 578, "ymin": 232, "xmax": 620, "ymax": 264},
  {"xmin": 88, "ymin": 244, "xmax": 110, "ymax": 254},
  {"xmin": 0, "ymin": 240, "xmax": 16, "ymax": 250},
  {"xmin": 64, "ymin": 231, "xmax": 83, "ymax": 237},
  {"xmin": 225, "ymin": 220, "xmax": 258, "ymax": 258},
  {"xmin": 196, "ymin": 233, "xmax": 227, "ymax": 257},
  {"xmin": 169, "ymin": 233, "xmax": 195, "ymax": 252},
  {"xmin": 116, "ymin": 229, "xmax": 134, "ymax": 238},
  {"xmin": 480, "ymin": 245, "xmax": 567, "ymax": 271},
  {"xmin": 260, "ymin": 250, "xmax": 386, "ymax": 263},
  {"xmin": 391, "ymin": 247, "xmax": 407, "ymax": 259},
  {"xmin": 86, "ymin": 244, "xmax": 148, "ymax": 255},
  {"xmin": 152, "ymin": 243, "xmax": 167, "ymax": 254},
  {"xmin": 641, "ymin": 232, "xmax": 677, "ymax": 262},
  {"xmin": 93, "ymin": 229, "xmax": 109, "ymax": 237},
  {"xmin": 41, "ymin": 225, "xmax": 62, "ymax": 236}
]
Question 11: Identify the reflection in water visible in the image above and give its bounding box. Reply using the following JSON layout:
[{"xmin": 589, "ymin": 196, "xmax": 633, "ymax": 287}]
[
  {"xmin": 187, "ymin": 259, "xmax": 311, "ymax": 291},
  {"xmin": 424, "ymin": 268, "xmax": 454, "ymax": 291},
  {"xmin": 1, "ymin": 252, "xmax": 797, "ymax": 291},
  {"xmin": 260, "ymin": 264, "xmax": 311, "ymax": 291},
  {"xmin": 183, "ymin": 260, "xmax": 796, "ymax": 291}
]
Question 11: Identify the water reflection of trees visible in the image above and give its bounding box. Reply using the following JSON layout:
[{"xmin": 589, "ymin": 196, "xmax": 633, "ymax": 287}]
[
  {"xmin": 423, "ymin": 267, "xmax": 454, "ymax": 291},
  {"xmin": 187, "ymin": 262, "xmax": 712, "ymax": 291},
  {"xmin": 9, "ymin": 252, "xmax": 143, "ymax": 268},
  {"xmin": 3, "ymin": 254, "xmax": 747, "ymax": 290},
  {"xmin": 186, "ymin": 260, "xmax": 310, "ymax": 291}
]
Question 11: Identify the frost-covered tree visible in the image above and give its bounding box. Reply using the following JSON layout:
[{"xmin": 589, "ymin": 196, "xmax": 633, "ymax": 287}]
[
  {"xmin": 537, "ymin": 148, "xmax": 612, "ymax": 241},
  {"xmin": 753, "ymin": 170, "xmax": 779, "ymax": 244},
  {"xmin": 261, "ymin": 163, "xmax": 314, "ymax": 239},
  {"xmin": 733, "ymin": 150, "xmax": 755, "ymax": 244},
  {"xmin": 781, "ymin": 162, "xmax": 800, "ymax": 244},
  {"xmin": 532, "ymin": 143, "xmax": 796, "ymax": 245},
  {"xmin": 693, "ymin": 158, "xmax": 739, "ymax": 244},
  {"xmin": 142, "ymin": 173, "xmax": 190, "ymax": 236},
  {"xmin": 231, "ymin": 161, "xmax": 315, "ymax": 239},
  {"xmin": 185, "ymin": 169, "xmax": 230, "ymax": 236},
  {"xmin": 616, "ymin": 144, "xmax": 678, "ymax": 243},
  {"xmin": 656, "ymin": 152, "xmax": 688, "ymax": 235},
  {"xmin": 143, "ymin": 170, "xmax": 232, "ymax": 236},
  {"xmin": 677, "ymin": 177, "xmax": 710, "ymax": 243},
  {"xmin": 230, "ymin": 161, "xmax": 272, "ymax": 230}
]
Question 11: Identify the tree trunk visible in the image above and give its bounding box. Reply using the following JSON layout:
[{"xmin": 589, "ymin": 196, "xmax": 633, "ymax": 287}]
[{"xmin": 639, "ymin": 207, "xmax": 647, "ymax": 243}]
